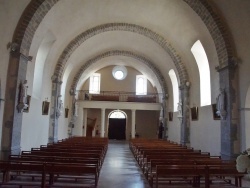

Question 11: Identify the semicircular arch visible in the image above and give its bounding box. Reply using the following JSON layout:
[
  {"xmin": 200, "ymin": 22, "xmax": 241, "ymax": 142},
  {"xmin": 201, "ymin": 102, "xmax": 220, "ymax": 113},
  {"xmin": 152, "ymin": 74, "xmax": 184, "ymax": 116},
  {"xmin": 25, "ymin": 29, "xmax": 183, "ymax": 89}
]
[
  {"xmin": 54, "ymin": 23, "xmax": 188, "ymax": 86},
  {"xmin": 71, "ymin": 50, "xmax": 168, "ymax": 96}
]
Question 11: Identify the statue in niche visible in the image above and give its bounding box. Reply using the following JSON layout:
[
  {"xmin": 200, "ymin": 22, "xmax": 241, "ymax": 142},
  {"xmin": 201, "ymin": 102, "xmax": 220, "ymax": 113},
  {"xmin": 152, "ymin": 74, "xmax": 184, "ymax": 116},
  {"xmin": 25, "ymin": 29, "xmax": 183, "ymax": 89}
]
[
  {"xmin": 216, "ymin": 88, "xmax": 227, "ymax": 119},
  {"xmin": 56, "ymin": 95, "xmax": 63, "ymax": 118},
  {"xmin": 17, "ymin": 80, "xmax": 29, "ymax": 113},
  {"xmin": 73, "ymin": 97, "xmax": 78, "ymax": 116},
  {"xmin": 177, "ymin": 100, "xmax": 183, "ymax": 118}
]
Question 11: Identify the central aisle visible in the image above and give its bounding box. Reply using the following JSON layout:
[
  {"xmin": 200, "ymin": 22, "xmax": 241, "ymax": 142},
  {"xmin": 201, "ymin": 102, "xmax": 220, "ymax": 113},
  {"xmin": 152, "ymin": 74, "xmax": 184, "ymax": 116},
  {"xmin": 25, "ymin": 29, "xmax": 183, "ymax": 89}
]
[{"xmin": 98, "ymin": 140, "xmax": 150, "ymax": 188}]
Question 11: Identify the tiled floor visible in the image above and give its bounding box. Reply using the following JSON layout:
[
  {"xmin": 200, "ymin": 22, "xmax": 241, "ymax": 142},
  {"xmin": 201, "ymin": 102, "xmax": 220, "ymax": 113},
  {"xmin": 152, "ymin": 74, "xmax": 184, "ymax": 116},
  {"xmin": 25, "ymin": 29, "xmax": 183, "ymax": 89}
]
[
  {"xmin": 98, "ymin": 140, "xmax": 250, "ymax": 188},
  {"xmin": 98, "ymin": 140, "xmax": 150, "ymax": 188}
]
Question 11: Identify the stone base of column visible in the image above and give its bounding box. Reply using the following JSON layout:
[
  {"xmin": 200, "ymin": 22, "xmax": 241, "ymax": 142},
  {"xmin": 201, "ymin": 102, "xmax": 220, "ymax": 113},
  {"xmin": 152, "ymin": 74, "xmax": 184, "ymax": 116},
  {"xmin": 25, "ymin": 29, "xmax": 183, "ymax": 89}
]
[
  {"xmin": 220, "ymin": 151, "xmax": 238, "ymax": 160},
  {"xmin": 11, "ymin": 145, "xmax": 21, "ymax": 155}
]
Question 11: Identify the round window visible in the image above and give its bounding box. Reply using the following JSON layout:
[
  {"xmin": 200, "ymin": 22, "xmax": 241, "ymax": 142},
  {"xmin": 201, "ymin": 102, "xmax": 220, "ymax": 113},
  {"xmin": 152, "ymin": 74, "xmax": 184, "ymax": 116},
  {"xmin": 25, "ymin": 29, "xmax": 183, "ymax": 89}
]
[{"xmin": 112, "ymin": 66, "xmax": 127, "ymax": 80}]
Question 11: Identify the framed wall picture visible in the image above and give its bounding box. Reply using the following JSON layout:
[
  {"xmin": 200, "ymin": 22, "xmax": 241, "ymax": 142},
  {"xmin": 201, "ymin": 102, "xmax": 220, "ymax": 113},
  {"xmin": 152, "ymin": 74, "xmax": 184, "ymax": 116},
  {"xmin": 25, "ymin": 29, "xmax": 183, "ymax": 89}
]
[
  {"xmin": 191, "ymin": 107, "xmax": 199, "ymax": 121},
  {"xmin": 23, "ymin": 95, "xmax": 31, "ymax": 113},
  {"xmin": 65, "ymin": 108, "xmax": 69, "ymax": 118},
  {"xmin": 42, "ymin": 101, "xmax": 50, "ymax": 115},
  {"xmin": 212, "ymin": 104, "xmax": 220, "ymax": 120},
  {"xmin": 168, "ymin": 112, "xmax": 173, "ymax": 121}
]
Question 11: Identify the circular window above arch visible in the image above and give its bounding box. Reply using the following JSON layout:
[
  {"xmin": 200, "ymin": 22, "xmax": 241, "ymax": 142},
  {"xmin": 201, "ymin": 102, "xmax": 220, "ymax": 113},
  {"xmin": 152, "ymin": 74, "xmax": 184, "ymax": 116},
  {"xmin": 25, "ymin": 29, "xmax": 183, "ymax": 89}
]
[{"xmin": 112, "ymin": 66, "xmax": 127, "ymax": 80}]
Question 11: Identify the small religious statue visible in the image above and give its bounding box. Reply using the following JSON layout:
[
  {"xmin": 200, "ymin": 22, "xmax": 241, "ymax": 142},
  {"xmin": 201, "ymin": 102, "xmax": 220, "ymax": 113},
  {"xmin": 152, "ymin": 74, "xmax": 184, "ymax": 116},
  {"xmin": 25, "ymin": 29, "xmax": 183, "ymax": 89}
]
[
  {"xmin": 17, "ymin": 80, "xmax": 29, "ymax": 113},
  {"xmin": 216, "ymin": 88, "xmax": 227, "ymax": 120},
  {"xmin": 177, "ymin": 100, "xmax": 183, "ymax": 118},
  {"xmin": 73, "ymin": 97, "xmax": 78, "ymax": 116},
  {"xmin": 56, "ymin": 95, "xmax": 63, "ymax": 118}
]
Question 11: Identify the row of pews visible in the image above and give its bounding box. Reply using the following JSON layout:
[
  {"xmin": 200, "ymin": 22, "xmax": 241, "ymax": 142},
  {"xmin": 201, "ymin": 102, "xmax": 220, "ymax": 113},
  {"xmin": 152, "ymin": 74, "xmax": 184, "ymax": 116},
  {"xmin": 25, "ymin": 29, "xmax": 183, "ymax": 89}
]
[
  {"xmin": 130, "ymin": 138, "xmax": 246, "ymax": 188},
  {"xmin": 0, "ymin": 137, "xmax": 108, "ymax": 188}
]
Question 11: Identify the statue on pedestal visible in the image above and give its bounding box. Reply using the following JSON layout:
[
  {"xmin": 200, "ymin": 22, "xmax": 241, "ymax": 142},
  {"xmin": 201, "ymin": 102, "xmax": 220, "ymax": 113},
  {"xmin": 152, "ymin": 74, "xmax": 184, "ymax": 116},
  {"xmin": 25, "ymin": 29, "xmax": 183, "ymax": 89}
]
[
  {"xmin": 216, "ymin": 88, "xmax": 227, "ymax": 120},
  {"xmin": 17, "ymin": 80, "xmax": 28, "ymax": 112}
]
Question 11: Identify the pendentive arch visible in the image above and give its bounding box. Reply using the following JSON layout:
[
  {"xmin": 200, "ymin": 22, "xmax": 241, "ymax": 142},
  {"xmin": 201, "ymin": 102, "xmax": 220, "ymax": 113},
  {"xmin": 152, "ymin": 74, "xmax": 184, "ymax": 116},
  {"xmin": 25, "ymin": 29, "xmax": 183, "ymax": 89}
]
[
  {"xmin": 54, "ymin": 23, "xmax": 189, "ymax": 86},
  {"xmin": 183, "ymin": 0, "xmax": 235, "ymax": 67},
  {"xmin": 11, "ymin": 0, "xmax": 235, "ymax": 71},
  {"xmin": 70, "ymin": 50, "xmax": 168, "ymax": 97}
]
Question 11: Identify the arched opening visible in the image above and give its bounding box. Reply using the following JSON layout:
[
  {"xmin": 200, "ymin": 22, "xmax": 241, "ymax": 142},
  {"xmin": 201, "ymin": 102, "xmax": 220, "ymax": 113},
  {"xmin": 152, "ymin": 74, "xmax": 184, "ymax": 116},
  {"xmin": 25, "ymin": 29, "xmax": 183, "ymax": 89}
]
[
  {"xmin": 32, "ymin": 31, "xmax": 56, "ymax": 99},
  {"xmin": 108, "ymin": 110, "xmax": 127, "ymax": 140},
  {"xmin": 191, "ymin": 40, "xmax": 211, "ymax": 106},
  {"xmin": 168, "ymin": 69, "xmax": 179, "ymax": 112}
]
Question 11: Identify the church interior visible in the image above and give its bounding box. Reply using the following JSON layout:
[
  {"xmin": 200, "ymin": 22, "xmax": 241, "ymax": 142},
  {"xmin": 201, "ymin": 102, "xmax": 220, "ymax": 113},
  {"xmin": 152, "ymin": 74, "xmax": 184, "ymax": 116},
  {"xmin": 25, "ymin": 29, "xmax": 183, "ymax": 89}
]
[{"xmin": 0, "ymin": 0, "xmax": 250, "ymax": 187}]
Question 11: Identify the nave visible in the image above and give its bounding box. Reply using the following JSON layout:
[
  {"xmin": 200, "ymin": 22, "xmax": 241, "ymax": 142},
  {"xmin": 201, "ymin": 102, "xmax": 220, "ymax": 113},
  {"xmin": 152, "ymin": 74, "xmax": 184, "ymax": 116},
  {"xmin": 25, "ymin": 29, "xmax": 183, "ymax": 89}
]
[
  {"xmin": 98, "ymin": 140, "xmax": 150, "ymax": 188},
  {"xmin": 1, "ymin": 138, "xmax": 250, "ymax": 188},
  {"xmin": 99, "ymin": 140, "xmax": 250, "ymax": 188}
]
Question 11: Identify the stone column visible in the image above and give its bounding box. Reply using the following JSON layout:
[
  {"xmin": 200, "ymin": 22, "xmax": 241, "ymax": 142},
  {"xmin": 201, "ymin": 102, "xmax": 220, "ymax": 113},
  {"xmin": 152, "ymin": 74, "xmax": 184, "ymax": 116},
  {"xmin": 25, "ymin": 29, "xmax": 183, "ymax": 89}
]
[
  {"xmin": 48, "ymin": 76, "xmax": 62, "ymax": 143},
  {"xmin": 75, "ymin": 106, "xmax": 83, "ymax": 136},
  {"xmin": 100, "ymin": 108, "xmax": 105, "ymax": 137},
  {"xmin": 180, "ymin": 81, "xmax": 190, "ymax": 146},
  {"xmin": 216, "ymin": 60, "xmax": 240, "ymax": 159},
  {"xmin": 131, "ymin": 109, "xmax": 136, "ymax": 138},
  {"xmin": 82, "ymin": 108, "xmax": 87, "ymax": 137},
  {"xmin": 161, "ymin": 95, "xmax": 168, "ymax": 139},
  {"xmin": 68, "ymin": 92, "xmax": 77, "ymax": 137},
  {"xmin": 1, "ymin": 48, "xmax": 31, "ymax": 159}
]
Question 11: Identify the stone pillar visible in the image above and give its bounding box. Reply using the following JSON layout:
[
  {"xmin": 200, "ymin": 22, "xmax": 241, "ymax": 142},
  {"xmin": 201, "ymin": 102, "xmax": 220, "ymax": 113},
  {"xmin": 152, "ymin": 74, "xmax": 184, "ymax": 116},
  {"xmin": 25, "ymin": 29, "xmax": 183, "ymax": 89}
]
[
  {"xmin": 180, "ymin": 81, "xmax": 190, "ymax": 146},
  {"xmin": 48, "ymin": 76, "xmax": 62, "ymax": 143},
  {"xmin": 75, "ymin": 106, "xmax": 83, "ymax": 136},
  {"xmin": 100, "ymin": 108, "xmax": 105, "ymax": 137},
  {"xmin": 1, "ymin": 49, "xmax": 31, "ymax": 159},
  {"xmin": 68, "ymin": 92, "xmax": 77, "ymax": 137},
  {"xmin": 82, "ymin": 108, "xmax": 87, "ymax": 137},
  {"xmin": 216, "ymin": 61, "xmax": 240, "ymax": 159},
  {"xmin": 161, "ymin": 95, "xmax": 168, "ymax": 139},
  {"xmin": 131, "ymin": 109, "xmax": 136, "ymax": 138}
]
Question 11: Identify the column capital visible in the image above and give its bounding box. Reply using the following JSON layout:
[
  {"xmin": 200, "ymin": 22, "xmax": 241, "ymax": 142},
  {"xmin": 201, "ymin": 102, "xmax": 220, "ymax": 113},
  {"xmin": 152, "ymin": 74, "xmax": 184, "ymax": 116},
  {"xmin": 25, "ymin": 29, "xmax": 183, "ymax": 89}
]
[
  {"xmin": 215, "ymin": 57, "xmax": 239, "ymax": 72},
  {"xmin": 51, "ymin": 74, "xmax": 63, "ymax": 84},
  {"xmin": 179, "ymin": 81, "xmax": 191, "ymax": 90},
  {"xmin": 7, "ymin": 42, "xmax": 33, "ymax": 62}
]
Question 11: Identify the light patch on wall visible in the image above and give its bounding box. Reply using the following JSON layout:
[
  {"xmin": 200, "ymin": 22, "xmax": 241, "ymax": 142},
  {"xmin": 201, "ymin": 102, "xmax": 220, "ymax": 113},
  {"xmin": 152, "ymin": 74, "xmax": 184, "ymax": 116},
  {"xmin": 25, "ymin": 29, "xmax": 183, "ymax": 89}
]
[
  {"xmin": 32, "ymin": 31, "xmax": 56, "ymax": 99},
  {"xmin": 168, "ymin": 69, "xmax": 179, "ymax": 112},
  {"xmin": 191, "ymin": 40, "xmax": 211, "ymax": 106}
]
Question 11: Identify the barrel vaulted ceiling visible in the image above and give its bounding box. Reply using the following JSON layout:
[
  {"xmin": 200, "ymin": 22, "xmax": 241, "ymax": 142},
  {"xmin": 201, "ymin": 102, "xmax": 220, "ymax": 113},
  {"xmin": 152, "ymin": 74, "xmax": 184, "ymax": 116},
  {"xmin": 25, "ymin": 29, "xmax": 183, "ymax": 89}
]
[{"xmin": 19, "ymin": 0, "xmax": 232, "ymax": 100}]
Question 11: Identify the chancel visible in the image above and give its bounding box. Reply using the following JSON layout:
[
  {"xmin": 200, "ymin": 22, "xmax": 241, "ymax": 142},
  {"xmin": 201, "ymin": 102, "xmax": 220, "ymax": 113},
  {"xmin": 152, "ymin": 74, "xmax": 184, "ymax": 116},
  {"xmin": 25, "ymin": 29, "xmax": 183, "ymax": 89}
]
[{"xmin": 0, "ymin": 0, "xmax": 250, "ymax": 187}]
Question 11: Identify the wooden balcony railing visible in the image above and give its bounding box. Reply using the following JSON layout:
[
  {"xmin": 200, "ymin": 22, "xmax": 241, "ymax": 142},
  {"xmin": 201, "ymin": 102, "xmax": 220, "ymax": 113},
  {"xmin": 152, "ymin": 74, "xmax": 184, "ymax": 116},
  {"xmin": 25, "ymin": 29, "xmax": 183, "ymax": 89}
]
[{"xmin": 77, "ymin": 90, "xmax": 162, "ymax": 103}]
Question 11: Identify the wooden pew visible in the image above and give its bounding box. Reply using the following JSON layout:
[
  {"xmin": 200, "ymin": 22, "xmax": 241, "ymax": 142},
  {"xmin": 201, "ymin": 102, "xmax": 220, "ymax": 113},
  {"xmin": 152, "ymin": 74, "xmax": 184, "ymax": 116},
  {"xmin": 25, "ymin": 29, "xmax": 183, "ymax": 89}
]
[
  {"xmin": 9, "ymin": 155, "xmax": 101, "ymax": 177},
  {"xmin": 0, "ymin": 160, "xmax": 46, "ymax": 188},
  {"xmin": 150, "ymin": 165, "xmax": 207, "ymax": 188},
  {"xmin": 44, "ymin": 163, "xmax": 98, "ymax": 187},
  {"xmin": 149, "ymin": 164, "xmax": 245, "ymax": 188}
]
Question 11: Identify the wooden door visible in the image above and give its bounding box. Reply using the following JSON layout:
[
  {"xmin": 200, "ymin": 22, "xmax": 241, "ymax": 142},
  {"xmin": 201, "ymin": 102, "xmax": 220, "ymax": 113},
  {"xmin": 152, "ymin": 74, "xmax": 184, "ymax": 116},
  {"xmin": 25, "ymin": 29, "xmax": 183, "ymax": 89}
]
[{"xmin": 108, "ymin": 118, "xmax": 126, "ymax": 140}]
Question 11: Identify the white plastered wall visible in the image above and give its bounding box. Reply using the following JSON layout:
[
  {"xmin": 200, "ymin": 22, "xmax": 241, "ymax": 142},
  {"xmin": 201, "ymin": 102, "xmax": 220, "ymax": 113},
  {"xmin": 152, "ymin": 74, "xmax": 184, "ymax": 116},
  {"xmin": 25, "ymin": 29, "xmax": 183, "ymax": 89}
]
[
  {"xmin": 0, "ymin": 0, "xmax": 30, "ymax": 151},
  {"xmin": 190, "ymin": 105, "xmax": 221, "ymax": 156}
]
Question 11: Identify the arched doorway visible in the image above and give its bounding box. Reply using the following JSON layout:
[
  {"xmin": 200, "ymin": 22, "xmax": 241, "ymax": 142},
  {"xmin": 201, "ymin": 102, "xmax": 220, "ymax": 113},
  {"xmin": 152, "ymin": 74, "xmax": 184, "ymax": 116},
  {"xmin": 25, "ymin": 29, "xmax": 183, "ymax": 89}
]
[{"xmin": 108, "ymin": 110, "xmax": 127, "ymax": 140}]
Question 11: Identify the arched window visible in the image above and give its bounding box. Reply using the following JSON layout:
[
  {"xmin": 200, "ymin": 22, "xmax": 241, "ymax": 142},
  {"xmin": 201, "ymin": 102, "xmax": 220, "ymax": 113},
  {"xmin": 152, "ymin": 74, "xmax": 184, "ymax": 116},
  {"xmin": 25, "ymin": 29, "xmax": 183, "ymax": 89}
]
[
  {"xmin": 89, "ymin": 73, "xmax": 100, "ymax": 94},
  {"xmin": 168, "ymin": 69, "xmax": 179, "ymax": 112},
  {"xmin": 191, "ymin": 40, "xmax": 211, "ymax": 106},
  {"xmin": 109, "ymin": 110, "xmax": 126, "ymax": 119},
  {"xmin": 136, "ymin": 75, "xmax": 147, "ymax": 95}
]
